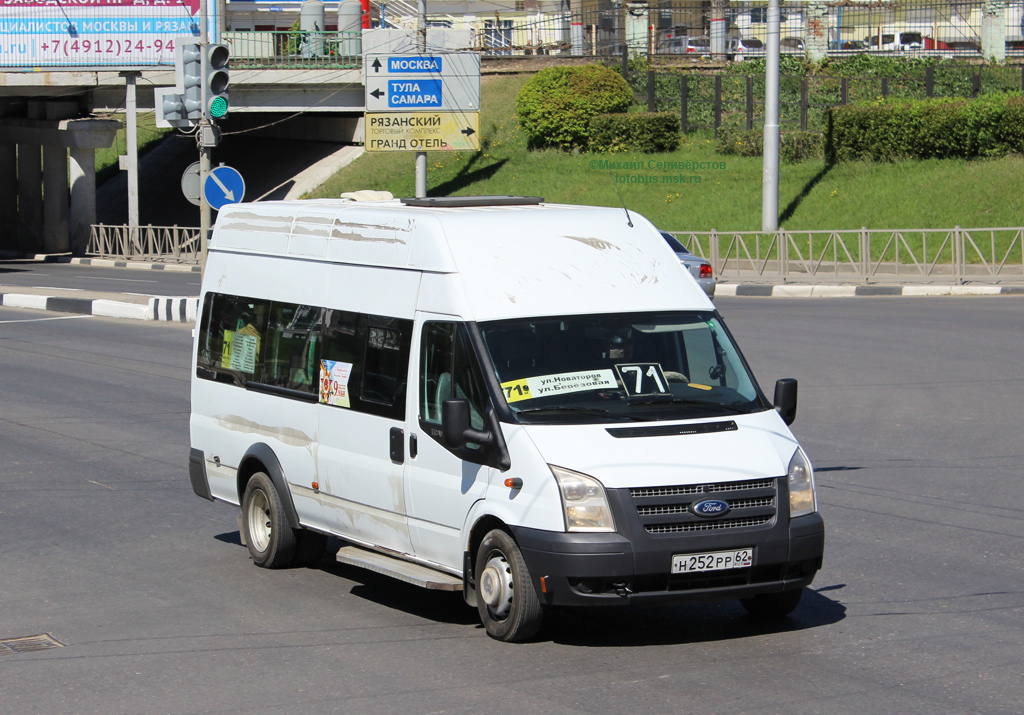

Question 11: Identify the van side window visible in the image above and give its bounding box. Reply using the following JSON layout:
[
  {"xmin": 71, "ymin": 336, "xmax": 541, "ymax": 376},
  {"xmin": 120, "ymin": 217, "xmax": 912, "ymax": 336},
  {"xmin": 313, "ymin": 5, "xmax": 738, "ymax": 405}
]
[
  {"xmin": 420, "ymin": 322, "xmax": 489, "ymax": 455},
  {"xmin": 420, "ymin": 322, "xmax": 454, "ymax": 423},
  {"xmin": 260, "ymin": 303, "xmax": 323, "ymax": 394},
  {"xmin": 361, "ymin": 315, "xmax": 412, "ymax": 414},
  {"xmin": 321, "ymin": 309, "xmax": 412, "ymax": 420},
  {"xmin": 196, "ymin": 293, "xmax": 270, "ymax": 386}
]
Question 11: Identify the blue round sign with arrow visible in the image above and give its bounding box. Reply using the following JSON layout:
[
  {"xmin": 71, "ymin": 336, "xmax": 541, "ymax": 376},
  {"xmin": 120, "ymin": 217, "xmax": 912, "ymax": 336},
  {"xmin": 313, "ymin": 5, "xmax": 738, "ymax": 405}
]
[{"xmin": 204, "ymin": 165, "xmax": 245, "ymax": 210}]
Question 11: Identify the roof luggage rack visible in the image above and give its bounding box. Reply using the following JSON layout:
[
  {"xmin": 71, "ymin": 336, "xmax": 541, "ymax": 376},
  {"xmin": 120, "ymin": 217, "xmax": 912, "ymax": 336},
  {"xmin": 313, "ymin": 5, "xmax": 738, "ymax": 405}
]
[{"xmin": 400, "ymin": 195, "xmax": 544, "ymax": 208}]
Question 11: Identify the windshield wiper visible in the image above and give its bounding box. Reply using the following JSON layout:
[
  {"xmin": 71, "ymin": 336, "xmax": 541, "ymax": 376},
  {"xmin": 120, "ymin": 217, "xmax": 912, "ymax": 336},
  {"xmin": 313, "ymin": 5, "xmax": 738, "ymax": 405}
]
[
  {"xmin": 514, "ymin": 406, "xmax": 647, "ymax": 422},
  {"xmin": 626, "ymin": 395, "xmax": 753, "ymax": 414}
]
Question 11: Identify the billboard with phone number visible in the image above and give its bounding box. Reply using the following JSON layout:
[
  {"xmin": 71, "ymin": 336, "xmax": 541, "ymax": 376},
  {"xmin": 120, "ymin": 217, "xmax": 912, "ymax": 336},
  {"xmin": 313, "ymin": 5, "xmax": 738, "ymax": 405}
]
[{"xmin": 0, "ymin": 0, "xmax": 218, "ymax": 68}]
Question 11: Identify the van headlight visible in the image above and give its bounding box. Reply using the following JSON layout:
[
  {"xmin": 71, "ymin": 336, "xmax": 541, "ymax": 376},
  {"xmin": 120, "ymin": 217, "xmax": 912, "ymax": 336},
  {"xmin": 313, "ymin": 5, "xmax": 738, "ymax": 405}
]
[
  {"xmin": 551, "ymin": 465, "xmax": 615, "ymax": 532},
  {"xmin": 788, "ymin": 447, "xmax": 817, "ymax": 518}
]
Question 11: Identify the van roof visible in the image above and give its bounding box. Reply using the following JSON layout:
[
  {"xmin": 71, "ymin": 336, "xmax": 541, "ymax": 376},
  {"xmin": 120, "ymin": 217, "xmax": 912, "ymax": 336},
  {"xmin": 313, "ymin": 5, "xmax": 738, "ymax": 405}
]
[{"xmin": 210, "ymin": 197, "xmax": 712, "ymax": 320}]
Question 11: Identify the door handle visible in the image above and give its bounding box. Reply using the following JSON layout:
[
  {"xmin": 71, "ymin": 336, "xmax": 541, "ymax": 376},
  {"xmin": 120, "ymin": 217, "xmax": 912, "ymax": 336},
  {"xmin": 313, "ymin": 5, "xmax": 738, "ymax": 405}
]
[{"xmin": 389, "ymin": 427, "xmax": 404, "ymax": 464}]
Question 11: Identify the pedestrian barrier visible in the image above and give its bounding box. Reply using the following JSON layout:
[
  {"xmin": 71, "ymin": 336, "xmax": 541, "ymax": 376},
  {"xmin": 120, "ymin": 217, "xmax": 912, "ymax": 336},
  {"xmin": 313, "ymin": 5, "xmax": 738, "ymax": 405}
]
[
  {"xmin": 88, "ymin": 224, "xmax": 200, "ymax": 264},
  {"xmin": 89, "ymin": 222, "xmax": 1024, "ymax": 284},
  {"xmin": 667, "ymin": 226, "xmax": 1024, "ymax": 284}
]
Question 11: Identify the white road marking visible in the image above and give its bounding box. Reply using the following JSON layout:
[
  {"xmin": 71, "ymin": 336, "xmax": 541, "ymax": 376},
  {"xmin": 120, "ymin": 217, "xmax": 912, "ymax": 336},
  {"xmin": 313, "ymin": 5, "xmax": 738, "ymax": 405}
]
[{"xmin": 0, "ymin": 314, "xmax": 94, "ymax": 324}]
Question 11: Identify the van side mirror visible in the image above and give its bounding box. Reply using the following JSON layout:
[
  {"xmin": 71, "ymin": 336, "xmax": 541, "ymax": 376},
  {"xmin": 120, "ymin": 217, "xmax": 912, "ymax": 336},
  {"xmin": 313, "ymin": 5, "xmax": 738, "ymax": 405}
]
[
  {"xmin": 442, "ymin": 398, "xmax": 493, "ymax": 449},
  {"xmin": 773, "ymin": 378, "xmax": 798, "ymax": 425},
  {"xmin": 441, "ymin": 399, "xmax": 512, "ymax": 471}
]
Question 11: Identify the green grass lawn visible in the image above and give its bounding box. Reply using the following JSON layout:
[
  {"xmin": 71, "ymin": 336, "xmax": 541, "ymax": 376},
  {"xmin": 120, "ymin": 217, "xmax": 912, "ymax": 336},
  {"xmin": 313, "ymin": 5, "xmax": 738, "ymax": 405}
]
[{"xmin": 308, "ymin": 73, "xmax": 1024, "ymax": 233}]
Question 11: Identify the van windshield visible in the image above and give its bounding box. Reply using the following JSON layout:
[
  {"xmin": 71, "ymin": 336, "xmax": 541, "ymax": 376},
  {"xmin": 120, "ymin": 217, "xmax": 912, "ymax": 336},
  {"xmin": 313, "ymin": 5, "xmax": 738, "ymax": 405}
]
[{"xmin": 479, "ymin": 312, "xmax": 767, "ymax": 424}]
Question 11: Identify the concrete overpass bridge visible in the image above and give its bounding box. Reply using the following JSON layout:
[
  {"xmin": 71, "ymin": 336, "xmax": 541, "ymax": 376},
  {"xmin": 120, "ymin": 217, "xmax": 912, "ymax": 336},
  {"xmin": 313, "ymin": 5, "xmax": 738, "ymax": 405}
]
[{"xmin": 0, "ymin": 28, "xmax": 471, "ymax": 256}]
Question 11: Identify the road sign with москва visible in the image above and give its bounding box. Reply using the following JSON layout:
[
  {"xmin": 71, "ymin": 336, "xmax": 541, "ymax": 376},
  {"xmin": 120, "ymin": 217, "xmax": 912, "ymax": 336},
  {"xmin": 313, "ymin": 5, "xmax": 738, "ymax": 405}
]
[{"xmin": 363, "ymin": 53, "xmax": 480, "ymax": 113}]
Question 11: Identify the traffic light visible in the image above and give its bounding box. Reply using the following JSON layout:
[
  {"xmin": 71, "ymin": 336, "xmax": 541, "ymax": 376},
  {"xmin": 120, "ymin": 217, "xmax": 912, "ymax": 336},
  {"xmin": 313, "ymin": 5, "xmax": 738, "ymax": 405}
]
[
  {"xmin": 179, "ymin": 40, "xmax": 203, "ymax": 121},
  {"xmin": 155, "ymin": 40, "xmax": 202, "ymax": 129},
  {"xmin": 156, "ymin": 41, "xmax": 230, "ymax": 129},
  {"xmin": 205, "ymin": 43, "xmax": 230, "ymax": 120}
]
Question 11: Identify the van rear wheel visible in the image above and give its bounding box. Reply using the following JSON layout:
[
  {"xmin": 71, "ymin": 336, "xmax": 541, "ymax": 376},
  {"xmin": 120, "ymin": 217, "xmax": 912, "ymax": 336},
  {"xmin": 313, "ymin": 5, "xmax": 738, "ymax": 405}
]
[
  {"xmin": 740, "ymin": 587, "xmax": 803, "ymax": 618},
  {"xmin": 475, "ymin": 529, "xmax": 543, "ymax": 642},
  {"xmin": 242, "ymin": 472, "xmax": 296, "ymax": 569}
]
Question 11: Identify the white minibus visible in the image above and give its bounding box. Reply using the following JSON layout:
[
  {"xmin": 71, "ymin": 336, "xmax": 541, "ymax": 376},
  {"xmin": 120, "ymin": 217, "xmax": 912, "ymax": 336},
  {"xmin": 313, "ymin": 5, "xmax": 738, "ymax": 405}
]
[{"xmin": 189, "ymin": 194, "xmax": 824, "ymax": 642}]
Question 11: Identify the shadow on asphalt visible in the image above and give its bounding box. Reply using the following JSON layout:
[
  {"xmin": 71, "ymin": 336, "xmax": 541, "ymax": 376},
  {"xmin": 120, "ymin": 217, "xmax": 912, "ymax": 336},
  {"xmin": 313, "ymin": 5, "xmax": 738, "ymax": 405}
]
[
  {"xmin": 543, "ymin": 584, "xmax": 846, "ymax": 647},
  {"xmin": 214, "ymin": 531, "xmax": 846, "ymax": 644}
]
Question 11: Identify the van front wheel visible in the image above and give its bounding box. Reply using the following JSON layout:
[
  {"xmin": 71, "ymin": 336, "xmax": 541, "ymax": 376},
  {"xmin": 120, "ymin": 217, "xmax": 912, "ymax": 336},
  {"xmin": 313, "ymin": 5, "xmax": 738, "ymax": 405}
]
[
  {"xmin": 242, "ymin": 472, "xmax": 296, "ymax": 569},
  {"xmin": 475, "ymin": 529, "xmax": 543, "ymax": 642}
]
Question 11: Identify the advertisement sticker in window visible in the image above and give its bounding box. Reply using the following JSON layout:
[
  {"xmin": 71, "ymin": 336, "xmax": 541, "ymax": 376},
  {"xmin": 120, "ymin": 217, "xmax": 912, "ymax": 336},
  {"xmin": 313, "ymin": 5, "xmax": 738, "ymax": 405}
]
[{"xmin": 320, "ymin": 360, "xmax": 353, "ymax": 407}]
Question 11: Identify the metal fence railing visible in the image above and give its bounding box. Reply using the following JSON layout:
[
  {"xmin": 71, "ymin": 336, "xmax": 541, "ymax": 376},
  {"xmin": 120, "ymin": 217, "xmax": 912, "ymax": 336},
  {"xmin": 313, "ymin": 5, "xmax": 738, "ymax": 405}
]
[
  {"xmin": 90, "ymin": 222, "xmax": 1024, "ymax": 284},
  {"xmin": 389, "ymin": 1, "xmax": 1024, "ymax": 58},
  {"xmin": 629, "ymin": 67, "xmax": 1024, "ymax": 134},
  {"xmin": 666, "ymin": 226, "xmax": 1024, "ymax": 283},
  {"xmin": 223, "ymin": 31, "xmax": 362, "ymax": 69},
  {"xmin": 88, "ymin": 225, "xmax": 200, "ymax": 264}
]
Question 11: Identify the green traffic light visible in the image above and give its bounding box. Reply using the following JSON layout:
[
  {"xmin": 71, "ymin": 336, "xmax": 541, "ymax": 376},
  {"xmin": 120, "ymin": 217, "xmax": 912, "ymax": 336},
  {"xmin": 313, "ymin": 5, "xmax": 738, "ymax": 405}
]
[{"xmin": 209, "ymin": 95, "xmax": 228, "ymax": 118}]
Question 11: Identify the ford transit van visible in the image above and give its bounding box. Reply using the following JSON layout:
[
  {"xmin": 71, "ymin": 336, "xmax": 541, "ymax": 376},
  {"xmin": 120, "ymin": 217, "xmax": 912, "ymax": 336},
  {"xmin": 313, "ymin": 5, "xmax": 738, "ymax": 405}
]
[{"xmin": 188, "ymin": 194, "xmax": 824, "ymax": 642}]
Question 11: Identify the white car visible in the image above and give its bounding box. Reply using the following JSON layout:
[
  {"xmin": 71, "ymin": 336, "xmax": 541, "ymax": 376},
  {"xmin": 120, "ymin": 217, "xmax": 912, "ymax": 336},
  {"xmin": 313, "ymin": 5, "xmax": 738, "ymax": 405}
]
[
  {"xmin": 865, "ymin": 32, "xmax": 923, "ymax": 51},
  {"xmin": 727, "ymin": 37, "xmax": 765, "ymax": 59}
]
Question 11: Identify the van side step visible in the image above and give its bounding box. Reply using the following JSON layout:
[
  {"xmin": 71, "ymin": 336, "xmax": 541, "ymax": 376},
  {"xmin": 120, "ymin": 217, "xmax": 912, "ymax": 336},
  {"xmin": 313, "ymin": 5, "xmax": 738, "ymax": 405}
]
[{"xmin": 335, "ymin": 544, "xmax": 463, "ymax": 591}]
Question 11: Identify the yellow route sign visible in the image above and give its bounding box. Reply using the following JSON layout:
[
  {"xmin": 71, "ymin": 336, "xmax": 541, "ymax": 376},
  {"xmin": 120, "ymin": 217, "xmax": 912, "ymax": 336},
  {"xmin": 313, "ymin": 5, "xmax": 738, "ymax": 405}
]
[{"xmin": 365, "ymin": 111, "xmax": 480, "ymax": 152}]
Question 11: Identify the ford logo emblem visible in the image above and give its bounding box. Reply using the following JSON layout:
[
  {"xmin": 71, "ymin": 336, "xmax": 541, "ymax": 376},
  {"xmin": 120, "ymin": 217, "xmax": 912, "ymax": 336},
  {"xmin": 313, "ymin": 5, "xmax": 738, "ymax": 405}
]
[{"xmin": 690, "ymin": 499, "xmax": 731, "ymax": 518}]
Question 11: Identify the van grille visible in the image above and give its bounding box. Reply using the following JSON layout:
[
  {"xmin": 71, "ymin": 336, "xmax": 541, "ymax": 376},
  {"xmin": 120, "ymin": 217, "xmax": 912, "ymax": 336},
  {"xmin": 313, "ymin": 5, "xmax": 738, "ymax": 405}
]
[{"xmin": 629, "ymin": 477, "xmax": 778, "ymax": 535}]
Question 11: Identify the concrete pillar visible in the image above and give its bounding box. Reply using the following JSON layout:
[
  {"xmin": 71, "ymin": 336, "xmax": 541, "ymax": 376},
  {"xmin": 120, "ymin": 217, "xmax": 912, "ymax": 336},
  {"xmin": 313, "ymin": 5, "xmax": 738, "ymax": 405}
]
[
  {"xmin": 0, "ymin": 145, "xmax": 17, "ymax": 253},
  {"xmin": 981, "ymin": 0, "xmax": 1006, "ymax": 62},
  {"xmin": 69, "ymin": 147, "xmax": 97, "ymax": 256},
  {"xmin": 43, "ymin": 145, "xmax": 69, "ymax": 254},
  {"xmin": 17, "ymin": 144, "xmax": 43, "ymax": 255},
  {"xmin": 806, "ymin": 1, "xmax": 830, "ymax": 62}
]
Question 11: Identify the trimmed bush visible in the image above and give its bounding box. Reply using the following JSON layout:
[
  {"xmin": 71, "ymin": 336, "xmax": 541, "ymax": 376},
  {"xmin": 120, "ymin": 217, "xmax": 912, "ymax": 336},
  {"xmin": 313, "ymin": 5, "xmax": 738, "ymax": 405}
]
[
  {"xmin": 826, "ymin": 93, "xmax": 1024, "ymax": 161},
  {"xmin": 517, "ymin": 65, "xmax": 633, "ymax": 150},
  {"xmin": 715, "ymin": 128, "xmax": 824, "ymax": 163},
  {"xmin": 588, "ymin": 112, "xmax": 681, "ymax": 153}
]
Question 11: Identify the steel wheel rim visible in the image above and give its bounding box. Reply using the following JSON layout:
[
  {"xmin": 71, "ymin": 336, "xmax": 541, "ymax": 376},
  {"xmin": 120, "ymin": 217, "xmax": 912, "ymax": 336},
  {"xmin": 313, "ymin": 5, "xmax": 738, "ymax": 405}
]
[
  {"xmin": 248, "ymin": 488, "xmax": 272, "ymax": 552},
  {"xmin": 480, "ymin": 553, "xmax": 514, "ymax": 619}
]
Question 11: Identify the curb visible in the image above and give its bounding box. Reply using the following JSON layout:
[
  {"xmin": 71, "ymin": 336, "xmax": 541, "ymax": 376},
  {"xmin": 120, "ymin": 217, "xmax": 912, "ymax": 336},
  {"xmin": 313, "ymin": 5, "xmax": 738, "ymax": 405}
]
[
  {"xmin": 1, "ymin": 292, "xmax": 199, "ymax": 322},
  {"xmin": 715, "ymin": 284, "xmax": 1024, "ymax": 298},
  {"xmin": 65, "ymin": 256, "xmax": 202, "ymax": 273}
]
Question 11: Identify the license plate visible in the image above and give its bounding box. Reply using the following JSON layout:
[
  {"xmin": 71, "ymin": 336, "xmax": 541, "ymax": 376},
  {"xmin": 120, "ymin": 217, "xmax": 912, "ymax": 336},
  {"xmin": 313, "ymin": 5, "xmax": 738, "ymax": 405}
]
[{"xmin": 671, "ymin": 548, "xmax": 753, "ymax": 574}]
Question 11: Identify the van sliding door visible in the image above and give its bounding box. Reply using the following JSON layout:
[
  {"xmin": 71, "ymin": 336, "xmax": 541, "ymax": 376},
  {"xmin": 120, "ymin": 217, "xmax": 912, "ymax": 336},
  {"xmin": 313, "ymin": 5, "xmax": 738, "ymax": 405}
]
[{"xmin": 315, "ymin": 309, "xmax": 415, "ymax": 555}]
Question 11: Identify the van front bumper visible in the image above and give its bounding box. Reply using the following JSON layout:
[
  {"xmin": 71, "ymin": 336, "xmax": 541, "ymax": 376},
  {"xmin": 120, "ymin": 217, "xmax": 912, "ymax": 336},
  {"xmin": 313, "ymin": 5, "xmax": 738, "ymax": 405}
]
[{"xmin": 510, "ymin": 512, "xmax": 824, "ymax": 608}]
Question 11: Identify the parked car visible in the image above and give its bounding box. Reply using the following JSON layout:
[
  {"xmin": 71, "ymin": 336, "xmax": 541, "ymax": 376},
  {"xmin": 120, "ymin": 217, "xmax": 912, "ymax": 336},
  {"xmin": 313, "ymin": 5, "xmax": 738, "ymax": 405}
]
[
  {"xmin": 780, "ymin": 37, "xmax": 805, "ymax": 53},
  {"xmin": 864, "ymin": 32, "xmax": 923, "ymax": 50},
  {"xmin": 684, "ymin": 36, "xmax": 711, "ymax": 55},
  {"xmin": 727, "ymin": 37, "xmax": 765, "ymax": 59},
  {"xmin": 656, "ymin": 36, "xmax": 710, "ymax": 56},
  {"xmin": 830, "ymin": 39, "xmax": 865, "ymax": 50},
  {"xmin": 660, "ymin": 231, "xmax": 715, "ymax": 297}
]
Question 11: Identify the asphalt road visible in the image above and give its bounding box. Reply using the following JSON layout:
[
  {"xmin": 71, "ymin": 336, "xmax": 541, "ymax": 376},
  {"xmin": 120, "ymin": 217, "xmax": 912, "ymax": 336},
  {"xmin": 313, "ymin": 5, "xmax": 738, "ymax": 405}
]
[
  {"xmin": 0, "ymin": 261, "xmax": 201, "ymax": 296},
  {"xmin": 1, "ymin": 297, "xmax": 1022, "ymax": 714}
]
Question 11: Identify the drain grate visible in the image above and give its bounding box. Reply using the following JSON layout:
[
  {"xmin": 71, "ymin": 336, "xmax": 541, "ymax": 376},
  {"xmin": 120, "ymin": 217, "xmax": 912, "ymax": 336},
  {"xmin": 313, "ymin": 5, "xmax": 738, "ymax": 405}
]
[{"xmin": 0, "ymin": 634, "xmax": 66, "ymax": 655}]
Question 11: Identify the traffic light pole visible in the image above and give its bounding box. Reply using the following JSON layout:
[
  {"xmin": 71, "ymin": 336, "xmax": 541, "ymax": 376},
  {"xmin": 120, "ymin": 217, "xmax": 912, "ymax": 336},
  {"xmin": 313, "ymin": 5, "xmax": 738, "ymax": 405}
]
[
  {"xmin": 414, "ymin": 0, "xmax": 427, "ymax": 198},
  {"xmin": 156, "ymin": 0, "xmax": 228, "ymax": 272},
  {"xmin": 199, "ymin": 0, "xmax": 212, "ymax": 270}
]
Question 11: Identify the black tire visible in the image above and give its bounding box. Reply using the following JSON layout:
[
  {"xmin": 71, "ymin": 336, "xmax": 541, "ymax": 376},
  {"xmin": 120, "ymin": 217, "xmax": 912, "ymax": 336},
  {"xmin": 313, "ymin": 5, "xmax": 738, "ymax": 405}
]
[
  {"xmin": 242, "ymin": 472, "xmax": 296, "ymax": 569},
  {"xmin": 475, "ymin": 529, "xmax": 543, "ymax": 642},
  {"xmin": 292, "ymin": 529, "xmax": 328, "ymax": 567},
  {"xmin": 740, "ymin": 588, "xmax": 803, "ymax": 618}
]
